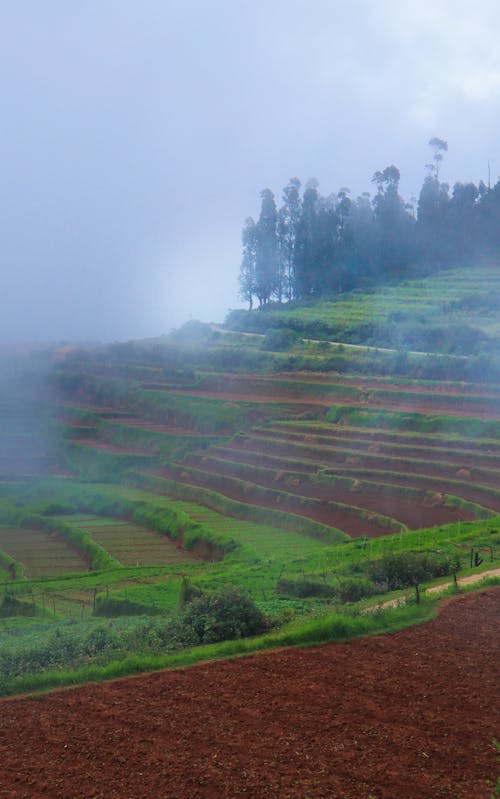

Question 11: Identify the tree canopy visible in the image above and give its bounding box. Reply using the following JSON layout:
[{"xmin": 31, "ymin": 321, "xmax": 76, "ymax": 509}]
[{"xmin": 238, "ymin": 140, "xmax": 500, "ymax": 307}]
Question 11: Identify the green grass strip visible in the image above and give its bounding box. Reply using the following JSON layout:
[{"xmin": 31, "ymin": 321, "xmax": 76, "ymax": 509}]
[
  {"xmin": 0, "ymin": 597, "xmax": 439, "ymax": 697},
  {"xmin": 127, "ymin": 471, "xmax": 348, "ymax": 544}
]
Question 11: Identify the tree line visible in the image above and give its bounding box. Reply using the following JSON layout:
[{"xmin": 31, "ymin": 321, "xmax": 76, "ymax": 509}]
[{"xmin": 239, "ymin": 139, "xmax": 500, "ymax": 307}]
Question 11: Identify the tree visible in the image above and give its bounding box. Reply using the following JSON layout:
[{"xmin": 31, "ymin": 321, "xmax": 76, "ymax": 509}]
[
  {"xmin": 427, "ymin": 137, "xmax": 448, "ymax": 180},
  {"xmin": 293, "ymin": 180, "xmax": 319, "ymax": 297},
  {"xmin": 277, "ymin": 178, "xmax": 301, "ymax": 301},
  {"xmin": 238, "ymin": 217, "xmax": 258, "ymax": 309},
  {"xmin": 417, "ymin": 141, "xmax": 451, "ymax": 269},
  {"xmin": 372, "ymin": 165, "xmax": 415, "ymax": 278},
  {"xmin": 255, "ymin": 189, "xmax": 279, "ymax": 306}
]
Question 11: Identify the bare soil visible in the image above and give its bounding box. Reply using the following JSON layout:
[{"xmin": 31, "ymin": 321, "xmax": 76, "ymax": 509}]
[
  {"xmin": 0, "ymin": 589, "xmax": 498, "ymax": 799},
  {"xmin": 157, "ymin": 466, "xmax": 387, "ymax": 537},
  {"xmin": 186, "ymin": 454, "xmax": 475, "ymax": 529},
  {"xmin": 227, "ymin": 434, "xmax": 500, "ymax": 491}
]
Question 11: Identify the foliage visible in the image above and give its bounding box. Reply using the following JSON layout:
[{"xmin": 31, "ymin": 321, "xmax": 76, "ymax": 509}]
[
  {"xmin": 181, "ymin": 586, "xmax": 268, "ymax": 644},
  {"xmin": 261, "ymin": 327, "xmax": 299, "ymax": 351},
  {"xmin": 276, "ymin": 577, "xmax": 336, "ymax": 599},
  {"xmin": 237, "ymin": 139, "xmax": 500, "ymax": 309},
  {"xmin": 366, "ymin": 552, "xmax": 461, "ymax": 591}
]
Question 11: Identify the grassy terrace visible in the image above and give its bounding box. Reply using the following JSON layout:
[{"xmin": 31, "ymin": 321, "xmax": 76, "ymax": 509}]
[{"xmin": 226, "ymin": 265, "xmax": 500, "ymax": 343}]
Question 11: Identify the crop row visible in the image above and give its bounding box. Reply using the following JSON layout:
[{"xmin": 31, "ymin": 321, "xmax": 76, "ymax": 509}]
[
  {"xmin": 157, "ymin": 462, "xmax": 405, "ymax": 538},
  {"xmin": 182, "ymin": 452, "xmax": 489, "ymax": 530}
]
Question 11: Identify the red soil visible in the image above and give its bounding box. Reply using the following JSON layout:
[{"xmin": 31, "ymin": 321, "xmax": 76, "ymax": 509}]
[
  {"xmin": 107, "ymin": 418, "xmax": 218, "ymax": 436},
  {"xmin": 260, "ymin": 427, "xmax": 500, "ymax": 469},
  {"xmin": 0, "ymin": 589, "xmax": 498, "ymax": 799},
  {"xmin": 205, "ymin": 443, "xmax": 500, "ymax": 515},
  {"xmin": 228, "ymin": 434, "xmax": 500, "ymax": 491},
  {"xmin": 268, "ymin": 422, "xmax": 500, "ymax": 453},
  {"xmin": 157, "ymin": 466, "xmax": 386, "ymax": 537},
  {"xmin": 165, "ymin": 386, "xmax": 500, "ymax": 419},
  {"xmin": 266, "ymin": 371, "xmax": 500, "ymax": 398}
]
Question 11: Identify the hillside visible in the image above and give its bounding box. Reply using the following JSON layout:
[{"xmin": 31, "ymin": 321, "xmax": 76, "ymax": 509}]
[{"xmin": 0, "ymin": 263, "xmax": 499, "ymax": 701}]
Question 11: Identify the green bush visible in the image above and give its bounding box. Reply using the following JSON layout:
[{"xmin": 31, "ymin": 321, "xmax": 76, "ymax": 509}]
[
  {"xmin": 334, "ymin": 576, "xmax": 378, "ymax": 603},
  {"xmin": 180, "ymin": 587, "xmax": 268, "ymax": 644},
  {"xmin": 276, "ymin": 577, "xmax": 336, "ymax": 599},
  {"xmin": 261, "ymin": 328, "xmax": 299, "ymax": 352},
  {"xmin": 366, "ymin": 552, "xmax": 461, "ymax": 591}
]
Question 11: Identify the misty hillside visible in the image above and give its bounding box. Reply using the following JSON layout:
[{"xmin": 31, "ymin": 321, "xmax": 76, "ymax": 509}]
[
  {"xmin": 228, "ymin": 264, "xmax": 500, "ymax": 371},
  {"xmin": 0, "ymin": 350, "xmax": 55, "ymax": 477}
]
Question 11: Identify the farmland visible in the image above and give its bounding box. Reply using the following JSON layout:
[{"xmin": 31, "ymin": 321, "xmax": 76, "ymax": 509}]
[{"xmin": 0, "ymin": 264, "xmax": 499, "ymax": 704}]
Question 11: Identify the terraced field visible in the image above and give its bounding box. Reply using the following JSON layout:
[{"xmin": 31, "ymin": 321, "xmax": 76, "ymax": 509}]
[
  {"xmin": 167, "ymin": 500, "xmax": 329, "ymax": 561},
  {"xmin": 45, "ymin": 329, "xmax": 500, "ymax": 544},
  {"xmin": 150, "ymin": 409, "xmax": 497, "ymax": 538},
  {"xmin": 0, "ymin": 526, "xmax": 88, "ymax": 577},
  {"xmin": 65, "ymin": 515, "xmax": 198, "ymax": 566},
  {"xmin": 0, "ymin": 266, "xmax": 499, "ymax": 709}
]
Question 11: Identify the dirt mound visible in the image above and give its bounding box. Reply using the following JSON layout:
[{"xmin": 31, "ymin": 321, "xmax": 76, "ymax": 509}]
[{"xmin": 0, "ymin": 589, "xmax": 498, "ymax": 798}]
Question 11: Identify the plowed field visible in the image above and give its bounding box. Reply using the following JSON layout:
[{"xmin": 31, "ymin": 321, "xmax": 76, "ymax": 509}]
[{"xmin": 0, "ymin": 589, "xmax": 498, "ymax": 799}]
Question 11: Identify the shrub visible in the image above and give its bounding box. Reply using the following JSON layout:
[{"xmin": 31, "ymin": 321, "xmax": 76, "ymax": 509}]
[
  {"xmin": 261, "ymin": 328, "xmax": 299, "ymax": 352},
  {"xmin": 276, "ymin": 577, "xmax": 336, "ymax": 599},
  {"xmin": 180, "ymin": 587, "xmax": 267, "ymax": 644},
  {"xmin": 366, "ymin": 552, "xmax": 461, "ymax": 591},
  {"xmin": 334, "ymin": 577, "xmax": 378, "ymax": 603}
]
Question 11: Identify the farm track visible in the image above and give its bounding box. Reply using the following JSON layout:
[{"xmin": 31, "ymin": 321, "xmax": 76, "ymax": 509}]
[{"xmin": 0, "ymin": 589, "xmax": 497, "ymax": 799}]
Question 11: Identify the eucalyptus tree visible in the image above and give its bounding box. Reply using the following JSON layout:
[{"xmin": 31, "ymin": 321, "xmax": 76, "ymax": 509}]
[
  {"xmin": 293, "ymin": 180, "xmax": 319, "ymax": 297},
  {"xmin": 255, "ymin": 189, "xmax": 279, "ymax": 306},
  {"xmin": 238, "ymin": 217, "xmax": 258, "ymax": 309},
  {"xmin": 372, "ymin": 165, "xmax": 415, "ymax": 278},
  {"xmin": 277, "ymin": 177, "xmax": 302, "ymax": 301}
]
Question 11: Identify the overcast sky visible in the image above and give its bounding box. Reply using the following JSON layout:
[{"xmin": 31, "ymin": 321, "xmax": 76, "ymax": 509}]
[{"xmin": 1, "ymin": 0, "xmax": 499, "ymax": 342}]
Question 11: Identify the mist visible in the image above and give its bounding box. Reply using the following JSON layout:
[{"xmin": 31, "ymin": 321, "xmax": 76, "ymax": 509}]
[{"xmin": 1, "ymin": 1, "xmax": 500, "ymax": 343}]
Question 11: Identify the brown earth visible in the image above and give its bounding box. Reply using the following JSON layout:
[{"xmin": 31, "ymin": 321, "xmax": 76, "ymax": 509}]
[
  {"xmin": 267, "ymin": 422, "xmax": 500, "ymax": 453},
  {"xmin": 262, "ymin": 371, "xmax": 500, "ymax": 398},
  {"xmin": 258, "ymin": 427, "xmax": 500, "ymax": 468},
  {"xmin": 194, "ymin": 442, "xmax": 500, "ymax": 515},
  {"xmin": 185, "ymin": 454, "xmax": 476, "ymax": 529},
  {"xmin": 225, "ymin": 434, "xmax": 500, "ymax": 491},
  {"xmin": 0, "ymin": 589, "xmax": 498, "ymax": 799},
  {"xmin": 156, "ymin": 466, "xmax": 387, "ymax": 537}
]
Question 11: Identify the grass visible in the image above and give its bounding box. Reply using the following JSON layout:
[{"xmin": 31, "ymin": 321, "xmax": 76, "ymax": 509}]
[
  {"xmin": 0, "ymin": 595, "xmax": 440, "ymax": 697},
  {"xmin": 63, "ymin": 515, "xmax": 199, "ymax": 566}
]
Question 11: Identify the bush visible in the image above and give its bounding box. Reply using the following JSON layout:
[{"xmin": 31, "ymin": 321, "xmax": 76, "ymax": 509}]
[
  {"xmin": 276, "ymin": 577, "xmax": 336, "ymax": 599},
  {"xmin": 261, "ymin": 328, "xmax": 299, "ymax": 352},
  {"xmin": 334, "ymin": 577, "xmax": 378, "ymax": 603},
  {"xmin": 180, "ymin": 587, "xmax": 268, "ymax": 644},
  {"xmin": 366, "ymin": 552, "xmax": 461, "ymax": 591}
]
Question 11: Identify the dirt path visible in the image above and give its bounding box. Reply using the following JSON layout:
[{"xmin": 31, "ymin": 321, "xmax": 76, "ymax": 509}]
[
  {"xmin": 427, "ymin": 566, "xmax": 500, "ymax": 592},
  {"xmin": 369, "ymin": 566, "xmax": 500, "ymax": 610},
  {"xmin": 0, "ymin": 589, "xmax": 498, "ymax": 799}
]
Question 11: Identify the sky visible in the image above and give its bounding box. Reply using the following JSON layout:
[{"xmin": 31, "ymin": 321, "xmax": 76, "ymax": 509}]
[{"xmin": 1, "ymin": 0, "xmax": 499, "ymax": 343}]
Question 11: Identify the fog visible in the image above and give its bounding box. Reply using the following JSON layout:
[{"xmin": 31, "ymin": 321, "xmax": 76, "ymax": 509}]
[{"xmin": 1, "ymin": 1, "xmax": 499, "ymax": 343}]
